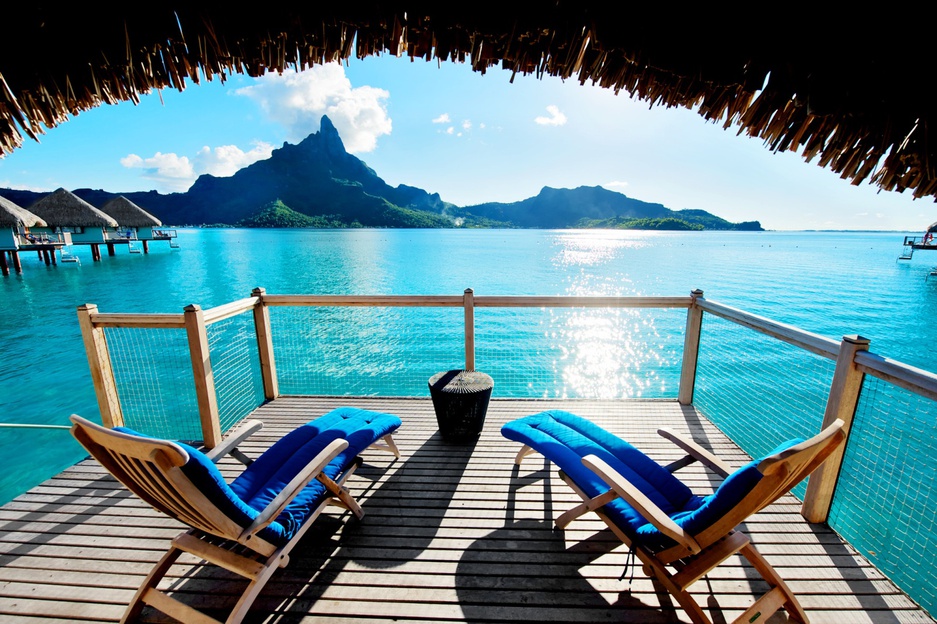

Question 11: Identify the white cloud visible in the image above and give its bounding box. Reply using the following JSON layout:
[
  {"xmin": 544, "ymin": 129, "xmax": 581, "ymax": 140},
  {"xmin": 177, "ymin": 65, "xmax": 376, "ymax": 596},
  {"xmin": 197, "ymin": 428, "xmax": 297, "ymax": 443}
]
[
  {"xmin": 120, "ymin": 152, "xmax": 195, "ymax": 192},
  {"xmin": 121, "ymin": 142, "xmax": 273, "ymax": 192},
  {"xmin": 194, "ymin": 142, "xmax": 274, "ymax": 178},
  {"xmin": 535, "ymin": 105, "xmax": 568, "ymax": 127},
  {"xmin": 603, "ymin": 181, "xmax": 629, "ymax": 191},
  {"xmin": 436, "ymin": 118, "xmax": 484, "ymax": 138},
  {"xmin": 236, "ymin": 65, "xmax": 391, "ymax": 153}
]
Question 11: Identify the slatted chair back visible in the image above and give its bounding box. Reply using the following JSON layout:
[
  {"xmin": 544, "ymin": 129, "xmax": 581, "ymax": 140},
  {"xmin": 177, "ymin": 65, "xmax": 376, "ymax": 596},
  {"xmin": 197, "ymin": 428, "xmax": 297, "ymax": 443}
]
[
  {"xmin": 70, "ymin": 417, "xmax": 246, "ymax": 541},
  {"xmin": 689, "ymin": 420, "xmax": 846, "ymax": 553}
]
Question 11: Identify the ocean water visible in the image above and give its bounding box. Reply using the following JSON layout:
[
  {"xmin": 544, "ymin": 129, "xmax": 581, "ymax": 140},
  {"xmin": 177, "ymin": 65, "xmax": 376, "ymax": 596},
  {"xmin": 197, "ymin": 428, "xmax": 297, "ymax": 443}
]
[{"xmin": 1, "ymin": 228, "xmax": 935, "ymax": 505}]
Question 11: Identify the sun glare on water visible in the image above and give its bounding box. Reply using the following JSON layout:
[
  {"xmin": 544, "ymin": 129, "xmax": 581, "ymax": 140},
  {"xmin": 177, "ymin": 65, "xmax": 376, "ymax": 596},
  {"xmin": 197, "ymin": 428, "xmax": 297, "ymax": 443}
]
[{"xmin": 546, "ymin": 231, "xmax": 675, "ymax": 398}]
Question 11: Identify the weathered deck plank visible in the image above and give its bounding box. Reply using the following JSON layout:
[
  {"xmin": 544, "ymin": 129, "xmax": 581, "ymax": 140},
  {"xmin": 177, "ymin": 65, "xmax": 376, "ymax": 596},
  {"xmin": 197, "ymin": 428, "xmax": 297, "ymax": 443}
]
[{"xmin": 0, "ymin": 396, "xmax": 932, "ymax": 623}]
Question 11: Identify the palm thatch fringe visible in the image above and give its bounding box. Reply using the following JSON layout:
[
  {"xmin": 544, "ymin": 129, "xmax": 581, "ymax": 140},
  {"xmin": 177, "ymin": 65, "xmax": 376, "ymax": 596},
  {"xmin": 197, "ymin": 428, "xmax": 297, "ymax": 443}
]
[{"xmin": 0, "ymin": 8, "xmax": 934, "ymax": 200}]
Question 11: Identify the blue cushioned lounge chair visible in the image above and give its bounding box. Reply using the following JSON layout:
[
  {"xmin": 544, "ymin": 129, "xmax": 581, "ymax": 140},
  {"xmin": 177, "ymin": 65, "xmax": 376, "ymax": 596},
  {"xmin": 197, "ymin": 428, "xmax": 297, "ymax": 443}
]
[
  {"xmin": 502, "ymin": 410, "xmax": 845, "ymax": 624},
  {"xmin": 70, "ymin": 406, "xmax": 401, "ymax": 624}
]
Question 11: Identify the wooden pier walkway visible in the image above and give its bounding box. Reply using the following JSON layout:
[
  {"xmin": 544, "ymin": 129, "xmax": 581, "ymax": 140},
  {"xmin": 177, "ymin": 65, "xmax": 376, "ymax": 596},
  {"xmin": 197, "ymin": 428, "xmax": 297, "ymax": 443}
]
[{"xmin": 0, "ymin": 397, "xmax": 932, "ymax": 623}]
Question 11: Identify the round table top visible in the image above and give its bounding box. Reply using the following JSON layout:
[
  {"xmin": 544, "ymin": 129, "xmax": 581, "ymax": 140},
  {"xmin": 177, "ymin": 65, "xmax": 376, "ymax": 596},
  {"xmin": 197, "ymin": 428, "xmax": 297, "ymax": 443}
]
[{"xmin": 429, "ymin": 370, "xmax": 493, "ymax": 394}]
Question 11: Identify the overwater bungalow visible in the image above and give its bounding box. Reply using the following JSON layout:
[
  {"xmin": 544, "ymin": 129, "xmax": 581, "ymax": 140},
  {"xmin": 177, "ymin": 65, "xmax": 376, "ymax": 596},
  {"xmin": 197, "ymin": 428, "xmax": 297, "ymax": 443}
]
[
  {"xmin": 27, "ymin": 188, "xmax": 120, "ymax": 261},
  {"xmin": 98, "ymin": 195, "xmax": 178, "ymax": 253},
  {"xmin": 899, "ymin": 222, "xmax": 937, "ymax": 260},
  {"xmin": 0, "ymin": 194, "xmax": 66, "ymax": 274},
  {"xmin": 1, "ymin": 7, "xmax": 936, "ymax": 624}
]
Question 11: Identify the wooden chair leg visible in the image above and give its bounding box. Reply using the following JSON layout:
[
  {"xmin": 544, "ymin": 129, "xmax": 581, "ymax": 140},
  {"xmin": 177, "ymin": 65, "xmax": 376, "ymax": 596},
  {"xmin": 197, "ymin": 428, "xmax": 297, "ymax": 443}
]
[
  {"xmin": 225, "ymin": 549, "xmax": 287, "ymax": 624},
  {"xmin": 381, "ymin": 433, "xmax": 401, "ymax": 458},
  {"xmin": 740, "ymin": 543, "xmax": 809, "ymax": 624},
  {"xmin": 640, "ymin": 551, "xmax": 713, "ymax": 624},
  {"xmin": 121, "ymin": 545, "xmax": 183, "ymax": 623}
]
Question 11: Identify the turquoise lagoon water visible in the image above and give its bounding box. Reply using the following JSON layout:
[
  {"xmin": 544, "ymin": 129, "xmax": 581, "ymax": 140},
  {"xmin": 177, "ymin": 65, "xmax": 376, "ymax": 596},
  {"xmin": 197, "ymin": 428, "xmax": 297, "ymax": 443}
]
[
  {"xmin": 2, "ymin": 228, "xmax": 935, "ymax": 504},
  {"xmin": 0, "ymin": 229, "xmax": 937, "ymax": 501},
  {"xmin": 4, "ymin": 227, "xmax": 937, "ymax": 614}
]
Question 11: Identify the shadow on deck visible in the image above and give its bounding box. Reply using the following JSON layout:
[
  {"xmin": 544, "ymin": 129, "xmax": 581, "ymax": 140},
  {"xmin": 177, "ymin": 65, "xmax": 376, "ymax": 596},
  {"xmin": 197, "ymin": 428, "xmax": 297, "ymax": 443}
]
[{"xmin": 0, "ymin": 397, "xmax": 930, "ymax": 623}]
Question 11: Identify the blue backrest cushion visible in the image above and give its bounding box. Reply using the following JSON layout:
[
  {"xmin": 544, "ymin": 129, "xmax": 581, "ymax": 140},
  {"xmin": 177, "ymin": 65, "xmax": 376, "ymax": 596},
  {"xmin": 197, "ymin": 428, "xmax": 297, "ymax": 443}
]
[{"xmin": 665, "ymin": 436, "xmax": 804, "ymax": 531}]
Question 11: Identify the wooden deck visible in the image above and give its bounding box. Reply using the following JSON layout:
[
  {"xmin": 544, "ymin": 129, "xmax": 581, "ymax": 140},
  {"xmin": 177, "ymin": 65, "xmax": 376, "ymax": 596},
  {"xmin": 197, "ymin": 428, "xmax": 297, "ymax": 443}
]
[{"xmin": 0, "ymin": 397, "xmax": 932, "ymax": 623}]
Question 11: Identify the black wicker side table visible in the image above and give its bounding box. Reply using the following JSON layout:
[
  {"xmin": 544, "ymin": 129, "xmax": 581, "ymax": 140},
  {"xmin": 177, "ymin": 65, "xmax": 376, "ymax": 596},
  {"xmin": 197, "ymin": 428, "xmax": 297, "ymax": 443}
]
[{"xmin": 428, "ymin": 370, "xmax": 494, "ymax": 442}]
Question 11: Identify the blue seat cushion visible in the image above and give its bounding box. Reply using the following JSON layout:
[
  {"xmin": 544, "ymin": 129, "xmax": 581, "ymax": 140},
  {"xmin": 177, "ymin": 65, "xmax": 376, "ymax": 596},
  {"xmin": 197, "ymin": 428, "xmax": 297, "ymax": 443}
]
[
  {"xmin": 501, "ymin": 411, "xmax": 800, "ymax": 552},
  {"xmin": 230, "ymin": 406, "xmax": 401, "ymax": 544},
  {"xmin": 117, "ymin": 406, "xmax": 401, "ymax": 547}
]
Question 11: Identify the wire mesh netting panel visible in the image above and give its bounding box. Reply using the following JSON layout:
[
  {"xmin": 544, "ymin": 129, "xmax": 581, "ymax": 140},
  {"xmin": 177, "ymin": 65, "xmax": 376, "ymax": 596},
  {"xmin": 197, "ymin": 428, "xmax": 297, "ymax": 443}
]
[
  {"xmin": 829, "ymin": 377, "xmax": 937, "ymax": 616},
  {"xmin": 104, "ymin": 326, "xmax": 201, "ymax": 440},
  {"xmin": 269, "ymin": 306, "xmax": 466, "ymax": 396},
  {"xmin": 475, "ymin": 307, "xmax": 686, "ymax": 398},
  {"xmin": 206, "ymin": 314, "xmax": 265, "ymax": 432},
  {"xmin": 694, "ymin": 314, "xmax": 836, "ymax": 497}
]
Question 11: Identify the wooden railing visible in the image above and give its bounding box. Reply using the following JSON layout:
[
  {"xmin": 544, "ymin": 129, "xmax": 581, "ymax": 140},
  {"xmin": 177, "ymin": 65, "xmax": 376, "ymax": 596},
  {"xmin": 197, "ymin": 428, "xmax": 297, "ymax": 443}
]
[{"xmin": 77, "ymin": 287, "xmax": 937, "ymax": 526}]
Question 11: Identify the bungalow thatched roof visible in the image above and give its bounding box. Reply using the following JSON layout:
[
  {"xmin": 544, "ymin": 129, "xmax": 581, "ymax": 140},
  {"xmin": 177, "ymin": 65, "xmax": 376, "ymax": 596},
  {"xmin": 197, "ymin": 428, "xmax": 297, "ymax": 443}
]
[
  {"xmin": 27, "ymin": 188, "xmax": 119, "ymax": 228},
  {"xmin": 0, "ymin": 195, "xmax": 46, "ymax": 228},
  {"xmin": 99, "ymin": 196, "xmax": 162, "ymax": 227},
  {"xmin": 0, "ymin": 8, "xmax": 935, "ymax": 201}
]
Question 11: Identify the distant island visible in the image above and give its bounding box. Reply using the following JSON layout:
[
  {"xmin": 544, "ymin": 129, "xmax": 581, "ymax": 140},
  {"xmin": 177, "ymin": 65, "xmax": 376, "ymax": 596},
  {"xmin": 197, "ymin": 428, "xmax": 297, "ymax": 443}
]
[{"xmin": 0, "ymin": 116, "xmax": 762, "ymax": 231}]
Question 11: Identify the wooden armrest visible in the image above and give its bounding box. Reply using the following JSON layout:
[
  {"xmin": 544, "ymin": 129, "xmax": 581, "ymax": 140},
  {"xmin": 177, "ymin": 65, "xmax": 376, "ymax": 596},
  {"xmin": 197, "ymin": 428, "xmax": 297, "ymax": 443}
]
[
  {"xmin": 239, "ymin": 438, "xmax": 349, "ymax": 539},
  {"xmin": 657, "ymin": 428, "xmax": 732, "ymax": 478},
  {"xmin": 205, "ymin": 420, "xmax": 264, "ymax": 463},
  {"xmin": 582, "ymin": 454, "xmax": 702, "ymax": 554}
]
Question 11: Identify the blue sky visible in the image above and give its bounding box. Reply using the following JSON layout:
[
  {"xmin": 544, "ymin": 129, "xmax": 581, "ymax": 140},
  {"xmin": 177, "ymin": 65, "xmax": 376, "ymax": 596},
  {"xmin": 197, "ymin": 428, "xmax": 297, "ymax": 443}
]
[{"xmin": 0, "ymin": 55, "xmax": 932, "ymax": 231}]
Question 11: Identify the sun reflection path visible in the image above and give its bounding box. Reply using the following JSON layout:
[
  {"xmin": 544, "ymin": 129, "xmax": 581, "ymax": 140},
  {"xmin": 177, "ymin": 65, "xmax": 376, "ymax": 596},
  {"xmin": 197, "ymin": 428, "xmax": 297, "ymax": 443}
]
[
  {"xmin": 548, "ymin": 231, "xmax": 677, "ymax": 399},
  {"xmin": 549, "ymin": 308, "xmax": 670, "ymax": 399}
]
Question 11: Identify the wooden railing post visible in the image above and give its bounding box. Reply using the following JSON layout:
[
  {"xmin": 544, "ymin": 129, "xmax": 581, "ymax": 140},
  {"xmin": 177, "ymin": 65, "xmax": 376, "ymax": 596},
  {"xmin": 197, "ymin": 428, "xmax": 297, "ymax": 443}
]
[
  {"xmin": 251, "ymin": 287, "xmax": 278, "ymax": 400},
  {"xmin": 184, "ymin": 304, "xmax": 222, "ymax": 448},
  {"xmin": 678, "ymin": 289, "xmax": 704, "ymax": 405},
  {"xmin": 76, "ymin": 304, "xmax": 124, "ymax": 428},
  {"xmin": 802, "ymin": 334, "xmax": 870, "ymax": 523},
  {"xmin": 464, "ymin": 288, "xmax": 475, "ymax": 371}
]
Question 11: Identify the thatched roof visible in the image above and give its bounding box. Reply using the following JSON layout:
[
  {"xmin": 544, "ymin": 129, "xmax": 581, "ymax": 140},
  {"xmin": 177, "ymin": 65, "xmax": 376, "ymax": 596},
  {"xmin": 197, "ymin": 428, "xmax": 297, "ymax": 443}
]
[
  {"xmin": 27, "ymin": 188, "xmax": 119, "ymax": 228},
  {"xmin": 1, "ymin": 8, "xmax": 935, "ymax": 200},
  {"xmin": 0, "ymin": 195, "xmax": 46, "ymax": 227},
  {"xmin": 99, "ymin": 196, "xmax": 162, "ymax": 227}
]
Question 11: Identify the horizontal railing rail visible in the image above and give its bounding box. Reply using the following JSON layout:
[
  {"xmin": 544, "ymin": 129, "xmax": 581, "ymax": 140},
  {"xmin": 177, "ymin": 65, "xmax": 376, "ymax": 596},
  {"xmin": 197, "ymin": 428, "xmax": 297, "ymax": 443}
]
[
  {"xmin": 697, "ymin": 299, "xmax": 840, "ymax": 359},
  {"xmin": 260, "ymin": 294, "xmax": 693, "ymax": 309},
  {"xmin": 105, "ymin": 231, "xmax": 138, "ymax": 241},
  {"xmin": 262, "ymin": 294, "xmax": 464, "ymax": 306},
  {"xmin": 89, "ymin": 313, "xmax": 186, "ymax": 328},
  {"xmin": 202, "ymin": 297, "xmax": 259, "ymax": 324},
  {"xmin": 855, "ymin": 351, "xmax": 937, "ymax": 402},
  {"xmin": 17, "ymin": 233, "xmax": 65, "ymax": 246}
]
